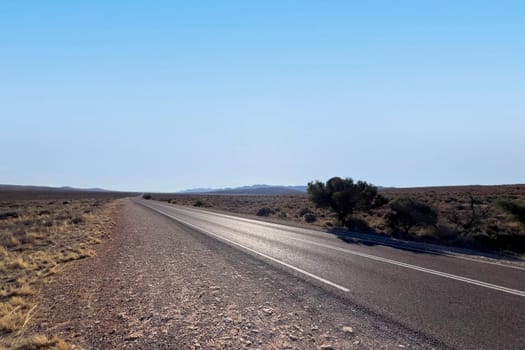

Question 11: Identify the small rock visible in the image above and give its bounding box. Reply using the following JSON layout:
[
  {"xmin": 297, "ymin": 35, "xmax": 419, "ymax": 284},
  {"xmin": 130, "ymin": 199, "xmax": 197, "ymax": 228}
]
[
  {"xmin": 124, "ymin": 332, "xmax": 142, "ymax": 341},
  {"xmin": 262, "ymin": 308, "xmax": 273, "ymax": 315},
  {"xmin": 320, "ymin": 345, "xmax": 334, "ymax": 350},
  {"xmin": 341, "ymin": 326, "xmax": 354, "ymax": 334},
  {"xmin": 289, "ymin": 334, "xmax": 298, "ymax": 341}
]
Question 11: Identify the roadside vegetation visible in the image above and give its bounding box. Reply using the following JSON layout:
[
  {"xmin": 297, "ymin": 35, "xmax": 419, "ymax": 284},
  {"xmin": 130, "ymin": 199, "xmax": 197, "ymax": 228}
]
[
  {"xmin": 0, "ymin": 195, "xmax": 118, "ymax": 349},
  {"xmin": 151, "ymin": 182, "xmax": 525, "ymax": 255}
]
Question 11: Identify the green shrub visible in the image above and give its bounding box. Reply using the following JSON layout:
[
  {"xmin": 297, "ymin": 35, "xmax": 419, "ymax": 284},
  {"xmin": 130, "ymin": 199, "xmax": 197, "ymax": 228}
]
[
  {"xmin": 299, "ymin": 207, "xmax": 313, "ymax": 217},
  {"xmin": 142, "ymin": 194, "xmax": 152, "ymax": 200},
  {"xmin": 303, "ymin": 212, "xmax": 317, "ymax": 223},
  {"xmin": 193, "ymin": 200, "xmax": 204, "ymax": 207},
  {"xmin": 256, "ymin": 207, "xmax": 274, "ymax": 216},
  {"xmin": 307, "ymin": 177, "xmax": 387, "ymax": 227},
  {"xmin": 496, "ymin": 199, "xmax": 525, "ymax": 228},
  {"xmin": 386, "ymin": 198, "xmax": 438, "ymax": 235}
]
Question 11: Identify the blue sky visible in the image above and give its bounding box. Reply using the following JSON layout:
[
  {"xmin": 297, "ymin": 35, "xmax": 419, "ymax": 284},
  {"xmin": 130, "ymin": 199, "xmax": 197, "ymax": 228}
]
[{"xmin": 1, "ymin": 1, "xmax": 524, "ymax": 191}]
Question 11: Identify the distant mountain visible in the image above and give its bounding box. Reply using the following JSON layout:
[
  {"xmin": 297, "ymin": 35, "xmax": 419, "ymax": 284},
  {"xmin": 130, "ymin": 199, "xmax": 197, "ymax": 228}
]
[
  {"xmin": 179, "ymin": 184, "xmax": 307, "ymax": 195},
  {"xmin": 0, "ymin": 184, "xmax": 110, "ymax": 192},
  {"xmin": 178, "ymin": 187, "xmax": 215, "ymax": 193}
]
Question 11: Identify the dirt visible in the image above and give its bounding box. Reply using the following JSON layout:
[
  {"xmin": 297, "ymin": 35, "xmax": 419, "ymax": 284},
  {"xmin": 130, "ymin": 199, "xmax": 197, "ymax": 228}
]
[{"xmin": 28, "ymin": 200, "xmax": 439, "ymax": 349}]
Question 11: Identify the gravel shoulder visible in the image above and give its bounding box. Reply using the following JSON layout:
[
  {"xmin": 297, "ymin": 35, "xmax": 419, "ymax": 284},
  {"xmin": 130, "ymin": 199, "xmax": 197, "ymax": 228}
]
[{"xmin": 30, "ymin": 199, "xmax": 445, "ymax": 349}]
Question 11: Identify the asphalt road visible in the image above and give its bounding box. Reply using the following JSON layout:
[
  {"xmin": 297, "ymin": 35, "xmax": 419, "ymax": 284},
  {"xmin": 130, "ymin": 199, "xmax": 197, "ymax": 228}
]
[{"xmin": 136, "ymin": 198, "xmax": 525, "ymax": 350}]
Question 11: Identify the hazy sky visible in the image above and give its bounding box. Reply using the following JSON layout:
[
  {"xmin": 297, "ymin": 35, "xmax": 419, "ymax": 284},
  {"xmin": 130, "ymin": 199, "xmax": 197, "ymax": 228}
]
[{"xmin": 1, "ymin": 1, "xmax": 524, "ymax": 192}]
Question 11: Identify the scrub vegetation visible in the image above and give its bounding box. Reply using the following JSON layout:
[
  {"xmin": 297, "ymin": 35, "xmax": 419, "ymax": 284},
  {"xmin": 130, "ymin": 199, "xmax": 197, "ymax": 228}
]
[
  {"xmin": 150, "ymin": 183, "xmax": 525, "ymax": 255},
  {"xmin": 0, "ymin": 192, "xmax": 120, "ymax": 349}
]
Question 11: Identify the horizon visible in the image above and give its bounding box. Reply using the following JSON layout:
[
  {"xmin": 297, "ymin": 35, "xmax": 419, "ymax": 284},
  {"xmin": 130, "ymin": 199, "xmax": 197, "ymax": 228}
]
[
  {"xmin": 2, "ymin": 1, "xmax": 524, "ymax": 192},
  {"xmin": 2, "ymin": 181, "xmax": 525, "ymax": 194}
]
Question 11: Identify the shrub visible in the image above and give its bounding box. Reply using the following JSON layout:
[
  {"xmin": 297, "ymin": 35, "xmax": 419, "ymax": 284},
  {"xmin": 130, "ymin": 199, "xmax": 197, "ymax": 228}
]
[
  {"xmin": 303, "ymin": 212, "xmax": 317, "ymax": 223},
  {"xmin": 256, "ymin": 207, "xmax": 274, "ymax": 216},
  {"xmin": 70, "ymin": 217, "xmax": 84, "ymax": 225},
  {"xmin": 496, "ymin": 199, "xmax": 525, "ymax": 228},
  {"xmin": 386, "ymin": 198, "xmax": 438, "ymax": 235},
  {"xmin": 142, "ymin": 194, "xmax": 152, "ymax": 200},
  {"xmin": 307, "ymin": 177, "xmax": 387, "ymax": 227},
  {"xmin": 193, "ymin": 200, "xmax": 204, "ymax": 207},
  {"xmin": 448, "ymin": 195, "xmax": 489, "ymax": 234},
  {"xmin": 0, "ymin": 212, "xmax": 19, "ymax": 220},
  {"xmin": 298, "ymin": 208, "xmax": 313, "ymax": 217}
]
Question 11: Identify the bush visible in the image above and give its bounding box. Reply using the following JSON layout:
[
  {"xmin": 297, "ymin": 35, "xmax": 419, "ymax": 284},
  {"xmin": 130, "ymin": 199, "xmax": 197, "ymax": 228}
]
[
  {"xmin": 193, "ymin": 200, "xmax": 204, "ymax": 207},
  {"xmin": 496, "ymin": 199, "xmax": 525, "ymax": 228},
  {"xmin": 0, "ymin": 212, "xmax": 19, "ymax": 220},
  {"xmin": 448, "ymin": 195, "xmax": 489, "ymax": 234},
  {"xmin": 142, "ymin": 194, "xmax": 152, "ymax": 200},
  {"xmin": 386, "ymin": 198, "xmax": 438, "ymax": 235},
  {"xmin": 256, "ymin": 207, "xmax": 274, "ymax": 216},
  {"xmin": 307, "ymin": 177, "xmax": 387, "ymax": 227},
  {"xmin": 303, "ymin": 212, "xmax": 317, "ymax": 223},
  {"xmin": 298, "ymin": 208, "xmax": 313, "ymax": 217}
]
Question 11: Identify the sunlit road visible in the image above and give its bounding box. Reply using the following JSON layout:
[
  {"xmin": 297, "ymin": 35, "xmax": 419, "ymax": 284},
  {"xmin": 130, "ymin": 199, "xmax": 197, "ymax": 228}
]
[{"xmin": 136, "ymin": 198, "xmax": 525, "ymax": 350}]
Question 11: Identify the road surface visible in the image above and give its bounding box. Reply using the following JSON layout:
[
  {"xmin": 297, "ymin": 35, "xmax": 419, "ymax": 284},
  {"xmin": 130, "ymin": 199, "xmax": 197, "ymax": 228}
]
[{"xmin": 136, "ymin": 198, "xmax": 525, "ymax": 350}]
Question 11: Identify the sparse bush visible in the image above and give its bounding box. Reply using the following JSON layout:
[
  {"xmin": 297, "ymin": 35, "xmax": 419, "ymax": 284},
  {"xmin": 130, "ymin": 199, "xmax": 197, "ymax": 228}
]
[
  {"xmin": 303, "ymin": 212, "xmax": 317, "ymax": 223},
  {"xmin": 386, "ymin": 198, "xmax": 438, "ymax": 235},
  {"xmin": 142, "ymin": 194, "xmax": 152, "ymax": 200},
  {"xmin": 256, "ymin": 207, "xmax": 274, "ymax": 216},
  {"xmin": 307, "ymin": 177, "xmax": 387, "ymax": 227},
  {"xmin": 298, "ymin": 208, "xmax": 313, "ymax": 217},
  {"xmin": 70, "ymin": 217, "xmax": 84, "ymax": 225},
  {"xmin": 448, "ymin": 194, "xmax": 490, "ymax": 234},
  {"xmin": 496, "ymin": 199, "xmax": 525, "ymax": 228},
  {"xmin": 0, "ymin": 212, "xmax": 19, "ymax": 220},
  {"xmin": 193, "ymin": 200, "xmax": 204, "ymax": 207}
]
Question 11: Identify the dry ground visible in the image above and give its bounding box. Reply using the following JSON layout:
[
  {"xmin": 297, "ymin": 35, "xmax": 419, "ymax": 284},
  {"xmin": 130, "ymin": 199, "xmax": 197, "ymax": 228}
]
[
  {"xmin": 150, "ymin": 184, "xmax": 525, "ymax": 254},
  {"xmin": 0, "ymin": 192, "xmax": 123, "ymax": 349},
  {"xmin": 26, "ymin": 200, "xmax": 435, "ymax": 350}
]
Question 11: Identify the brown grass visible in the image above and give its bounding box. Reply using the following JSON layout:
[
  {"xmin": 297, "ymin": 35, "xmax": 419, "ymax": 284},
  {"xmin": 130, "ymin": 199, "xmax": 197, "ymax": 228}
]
[{"xmin": 0, "ymin": 194, "xmax": 119, "ymax": 349}]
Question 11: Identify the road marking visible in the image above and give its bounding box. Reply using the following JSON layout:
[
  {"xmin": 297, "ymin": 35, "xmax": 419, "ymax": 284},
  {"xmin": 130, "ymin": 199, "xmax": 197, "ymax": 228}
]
[
  {"xmin": 143, "ymin": 204, "xmax": 350, "ymax": 292},
  {"xmin": 140, "ymin": 201, "xmax": 525, "ymax": 297},
  {"xmin": 165, "ymin": 203, "xmax": 525, "ymax": 271},
  {"xmin": 283, "ymin": 236, "xmax": 525, "ymax": 297}
]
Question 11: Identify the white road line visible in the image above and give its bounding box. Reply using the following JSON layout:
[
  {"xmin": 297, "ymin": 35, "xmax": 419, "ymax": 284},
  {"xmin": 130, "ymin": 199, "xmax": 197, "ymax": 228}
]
[
  {"xmin": 141, "ymin": 201, "xmax": 525, "ymax": 297},
  {"xmin": 144, "ymin": 205, "xmax": 349, "ymax": 292},
  {"xmin": 283, "ymin": 236, "xmax": 525, "ymax": 297},
  {"xmin": 162, "ymin": 202, "xmax": 525, "ymax": 271}
]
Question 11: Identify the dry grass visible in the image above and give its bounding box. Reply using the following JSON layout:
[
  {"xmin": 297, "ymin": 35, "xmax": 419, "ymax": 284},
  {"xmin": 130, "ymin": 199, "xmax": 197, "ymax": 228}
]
[
  {"xmin": 13, "ymin": 335, "xmax": 70, "ymax": 350},
  {"xmin": 0, "ymin": 195, "xmax": 119, "ymax": 349},
  {"xmin": 151, "ymin": 184, "xmax": 525, "ymax": 254}
]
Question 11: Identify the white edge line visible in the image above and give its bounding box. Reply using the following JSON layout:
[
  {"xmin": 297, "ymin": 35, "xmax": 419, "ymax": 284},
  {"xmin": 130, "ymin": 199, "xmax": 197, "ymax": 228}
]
[
  {"xmin": 285, "ymin": 236, "xmax": 525, "ymax": 297},
  {"xmin": 144, "ymin": 204, "xmax": 350, "ymax": 293},
  {"xmin": 163, "ymin": 202, "xmax": 525, "ymax": 271},
  {"xmin": 141, "ymin": 201, "xmax": 525, "ymax": 298}
]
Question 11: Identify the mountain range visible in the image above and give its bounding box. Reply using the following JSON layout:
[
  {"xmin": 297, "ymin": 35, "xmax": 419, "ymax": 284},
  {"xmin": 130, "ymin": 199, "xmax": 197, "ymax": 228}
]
[{"xmin": 179, "ymin": 184, "xmax": 307, "ymax": 195}]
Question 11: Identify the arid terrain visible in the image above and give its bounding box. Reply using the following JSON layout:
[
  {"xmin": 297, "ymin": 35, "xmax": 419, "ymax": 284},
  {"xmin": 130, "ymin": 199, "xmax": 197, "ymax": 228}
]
[
  {"xmin": 1, "ymin": 186, "xmax": 524, "ymax": 349},
  {"xmin": 0, "ymin": 190, "xmax": 128, "ymax": 349},
  {"xmin": 149, "ymin": 184, "xmax": 525, "ymax": 254}
]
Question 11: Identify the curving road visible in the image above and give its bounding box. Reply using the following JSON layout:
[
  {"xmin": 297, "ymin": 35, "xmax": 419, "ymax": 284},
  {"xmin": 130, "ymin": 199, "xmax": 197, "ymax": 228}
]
[{"xmin": 135, "ymin": 198, "xmax": 525, "ymax": 350}]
